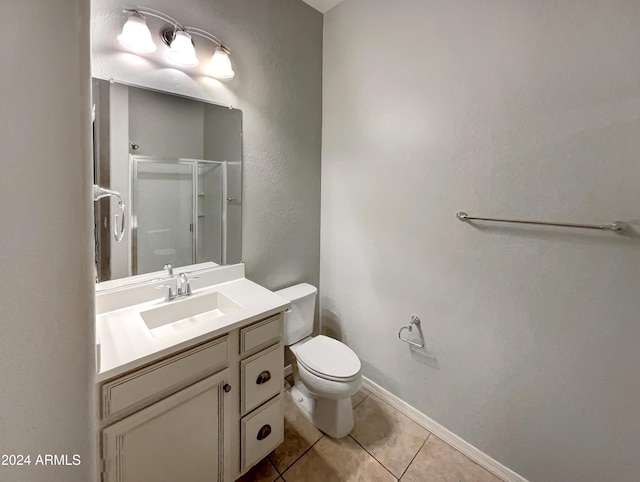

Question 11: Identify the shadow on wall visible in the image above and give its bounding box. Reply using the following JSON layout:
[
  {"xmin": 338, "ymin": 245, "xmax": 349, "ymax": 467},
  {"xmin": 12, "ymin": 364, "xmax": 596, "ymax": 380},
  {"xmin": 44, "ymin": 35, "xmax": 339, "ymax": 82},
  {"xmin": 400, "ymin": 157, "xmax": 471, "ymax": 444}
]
[
  {"xmin": 320, "ymin": 308, "xmax": 344, "ymax": 341},
  {"xmin": 397, "ymin": 318, "xmax": 441, "ymax": 370},
  {"xmin": 409, "ymin": 344, "xmax": 440, "ymax": 371},
  {"xmin": 360, "ymin": 359, "xmax": 401, "ymax": 395}
]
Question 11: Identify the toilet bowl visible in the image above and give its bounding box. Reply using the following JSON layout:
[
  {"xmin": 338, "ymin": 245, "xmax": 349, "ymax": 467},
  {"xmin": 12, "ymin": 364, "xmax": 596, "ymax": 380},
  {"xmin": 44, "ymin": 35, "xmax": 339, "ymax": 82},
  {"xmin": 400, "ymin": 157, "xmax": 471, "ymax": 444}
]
[{"xmin": 276, "ymin": 284, "xmax": 362, "ymax": 438}]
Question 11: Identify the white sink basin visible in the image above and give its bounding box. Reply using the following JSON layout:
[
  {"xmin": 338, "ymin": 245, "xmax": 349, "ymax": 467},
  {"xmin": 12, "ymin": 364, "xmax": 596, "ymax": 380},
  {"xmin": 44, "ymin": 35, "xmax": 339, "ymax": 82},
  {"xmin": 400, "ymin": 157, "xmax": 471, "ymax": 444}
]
[{"xmin": 140, "ymin": 291, "xmax": 243, "ymax": 332}]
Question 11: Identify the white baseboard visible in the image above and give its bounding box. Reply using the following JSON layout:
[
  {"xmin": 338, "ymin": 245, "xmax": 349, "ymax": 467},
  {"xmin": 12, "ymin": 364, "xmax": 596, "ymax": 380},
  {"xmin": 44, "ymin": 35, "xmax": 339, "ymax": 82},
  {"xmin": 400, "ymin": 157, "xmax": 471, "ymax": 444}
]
[{"xmin": 361, "ymin": 377, "xmax": 528, "ymax": 482}]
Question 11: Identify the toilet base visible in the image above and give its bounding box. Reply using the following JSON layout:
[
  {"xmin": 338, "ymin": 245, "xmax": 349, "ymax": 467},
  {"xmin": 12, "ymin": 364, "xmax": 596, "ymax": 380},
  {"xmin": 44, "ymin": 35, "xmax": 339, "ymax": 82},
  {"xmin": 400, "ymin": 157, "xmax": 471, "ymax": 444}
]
[{"xmin": 291, "ymin": 380, "xmax": 355, "ymax": 439}]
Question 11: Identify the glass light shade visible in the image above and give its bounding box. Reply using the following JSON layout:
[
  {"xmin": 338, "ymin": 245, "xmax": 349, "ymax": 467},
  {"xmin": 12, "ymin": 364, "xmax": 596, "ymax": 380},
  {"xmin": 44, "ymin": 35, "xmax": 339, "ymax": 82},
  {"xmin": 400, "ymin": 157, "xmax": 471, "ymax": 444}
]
[
  {"xmin": 208, "ymin": 47, "xmax": 235, "ymax": 79},
  {"xmin": 117, "ymin": 13, "xmax": 156, "ymax": 53},
  {"xmin": 167, "ymin": 31, "xmax": 199, "ymax": 67}
]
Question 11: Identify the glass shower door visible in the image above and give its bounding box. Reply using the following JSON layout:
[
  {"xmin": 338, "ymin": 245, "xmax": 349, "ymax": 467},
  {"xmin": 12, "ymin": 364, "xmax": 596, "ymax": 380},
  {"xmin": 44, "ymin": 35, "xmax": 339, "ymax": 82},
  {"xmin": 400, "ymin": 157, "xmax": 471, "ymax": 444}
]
[
  {"xmin": 133, "ymin": 160, "xmax": 194, "ymax": 274},
  {"xmin": 196, "ymin": 162, "xmax": 226, "ymax": 265}
]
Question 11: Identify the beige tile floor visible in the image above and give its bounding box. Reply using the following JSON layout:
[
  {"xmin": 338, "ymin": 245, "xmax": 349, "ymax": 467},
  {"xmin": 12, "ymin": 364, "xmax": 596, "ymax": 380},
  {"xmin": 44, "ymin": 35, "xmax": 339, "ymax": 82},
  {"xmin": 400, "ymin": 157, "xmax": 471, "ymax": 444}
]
[{"xmin": 238, "ymin": 376, "xmax": 505, "ymax": 482}]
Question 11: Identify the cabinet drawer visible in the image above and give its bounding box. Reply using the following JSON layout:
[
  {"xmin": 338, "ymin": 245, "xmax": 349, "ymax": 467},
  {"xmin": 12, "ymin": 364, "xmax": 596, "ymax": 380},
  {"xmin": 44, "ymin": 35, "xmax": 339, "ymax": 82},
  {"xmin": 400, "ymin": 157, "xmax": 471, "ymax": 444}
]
[
  {"xmin": 101, "ymin": 336, "xmax": 229, "ymax": 419},
  {"xmin": 240, "ymin": 313, "xmax": 282, "ymax": 355},
  {"xmin": 241, "ymin": 344, "xmax": 283, "ymax": 415},
  {"xmin": 241, "ymin": 394, "xmax": 284, "ymax": 473}
]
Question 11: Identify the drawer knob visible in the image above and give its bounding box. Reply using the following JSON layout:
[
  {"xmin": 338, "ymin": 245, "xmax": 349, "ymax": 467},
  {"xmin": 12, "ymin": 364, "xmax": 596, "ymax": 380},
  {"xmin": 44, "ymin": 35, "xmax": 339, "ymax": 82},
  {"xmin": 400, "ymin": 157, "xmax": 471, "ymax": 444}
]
[
  {"xmin": 223, "ymin": 383, "xmax": 232, "ymax": 393},
  {"xmin": 256, "ymin": 370, "xmax": 271, "ymax": 385},
  {"xmin": 257, "ymin": 424, "xmax": 272, "ymax": 441}
]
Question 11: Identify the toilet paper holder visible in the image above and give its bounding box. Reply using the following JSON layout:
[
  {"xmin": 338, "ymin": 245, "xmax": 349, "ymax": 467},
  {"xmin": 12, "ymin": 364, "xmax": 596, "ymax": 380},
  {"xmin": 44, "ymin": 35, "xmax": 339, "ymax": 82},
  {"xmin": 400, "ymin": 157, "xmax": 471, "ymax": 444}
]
[{"xmin": 398, "ymin": 315, "xmax": 424, "ymax": 348}]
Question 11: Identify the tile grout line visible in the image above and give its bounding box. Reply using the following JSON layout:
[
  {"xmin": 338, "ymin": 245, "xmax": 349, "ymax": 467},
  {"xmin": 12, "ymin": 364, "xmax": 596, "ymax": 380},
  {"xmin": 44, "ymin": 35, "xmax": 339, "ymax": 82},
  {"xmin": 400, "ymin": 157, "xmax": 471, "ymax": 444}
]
[
  {"xmin": 398, "ymin": 432, "xmax": 432, "ymax": 481},
  {"xmin": 362, "ymin": 377, "xmax": 525, "ymax": 482},
  {"xmin": 275, "ymin": 378, "xmax": 295, "ymax": 480},
  {"xmin": 354, "ymin": 391, "xmax": 432, "ymax": 480},
  {"xmin": 352, "ymin": 391, "xmax": 370, "ymax": 409},
  {"xmin": 275, "ymin": 377, "xmax": 325, "ymax": 479},
  {"xmin": 266, "ymin": 456, "xmax": 281, "ymax": 480},
  {"xmin": 277, "ymin": 378, "xmax": 506, "ymax": 482},
  {"xmin": 277, "ymin": 380, "xmax": 371, "ymax": 476},
  {"xmin": 347, "ymin": 433, "xmax": 400, "ymax": 481},
  {"xmin": 433, "ymin": 435, "xmax": 508, "ymax": 482},
  {"xmin": 277, "ymin": 433, "xmax": 325, "ymax": 479},
  {"xmin": 279, "ymin": 435, "xmax": 325, "ymax": 480},
  {"xmin": 279, "ymin": 382, "xmax": 432, "ymax": 481}
]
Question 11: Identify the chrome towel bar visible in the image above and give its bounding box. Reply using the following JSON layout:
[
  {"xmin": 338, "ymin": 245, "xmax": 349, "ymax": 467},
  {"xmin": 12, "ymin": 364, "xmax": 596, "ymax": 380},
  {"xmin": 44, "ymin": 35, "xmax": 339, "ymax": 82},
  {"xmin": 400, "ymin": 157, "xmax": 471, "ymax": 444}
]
[
  {"xmin": 93, "ymin": 185, "xmax": 126, "ymax": 242},
  {"xmin": 456, "ymin": 211, "xmax": 624, "ymax": 233}
]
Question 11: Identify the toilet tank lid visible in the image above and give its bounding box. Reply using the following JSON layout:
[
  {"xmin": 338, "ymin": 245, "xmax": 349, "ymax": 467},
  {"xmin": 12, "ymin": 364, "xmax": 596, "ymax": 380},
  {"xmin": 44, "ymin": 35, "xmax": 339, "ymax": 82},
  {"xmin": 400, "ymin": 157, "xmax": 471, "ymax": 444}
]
[{"xmin": 275, "ymin": 283, "xmax": 317, "ymax": 302}]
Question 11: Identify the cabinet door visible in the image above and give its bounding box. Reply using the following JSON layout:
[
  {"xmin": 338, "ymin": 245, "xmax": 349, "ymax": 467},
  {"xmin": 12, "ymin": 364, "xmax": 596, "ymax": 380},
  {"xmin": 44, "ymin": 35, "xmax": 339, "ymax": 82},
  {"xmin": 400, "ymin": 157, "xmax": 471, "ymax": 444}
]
[{"xmin": 103, "ymin": 369, "xmax": 230, "ymax": 482}]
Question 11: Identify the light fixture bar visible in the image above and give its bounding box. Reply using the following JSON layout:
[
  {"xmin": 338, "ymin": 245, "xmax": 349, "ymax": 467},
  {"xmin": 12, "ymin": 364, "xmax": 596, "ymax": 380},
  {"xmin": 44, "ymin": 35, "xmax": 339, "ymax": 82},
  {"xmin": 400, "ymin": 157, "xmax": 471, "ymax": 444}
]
[
  {"xmin": 123, "ymin": 6, "xmax": 183, "ymax": 30},
  {"xmin": 185, "ymin": 27, "xmax": 229, "ymax": 52},
  {"xmin": 184, "ymin": 27, "xmax": 234, "ymax": 78}
]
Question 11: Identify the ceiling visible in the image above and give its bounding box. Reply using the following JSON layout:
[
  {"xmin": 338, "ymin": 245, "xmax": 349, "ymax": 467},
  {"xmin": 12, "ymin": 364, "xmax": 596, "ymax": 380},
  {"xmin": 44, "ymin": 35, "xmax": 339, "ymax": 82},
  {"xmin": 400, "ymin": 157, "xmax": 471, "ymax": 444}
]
[{"xmin": 302, "ymin": 0, "xmax": 345, "ymax": 13}]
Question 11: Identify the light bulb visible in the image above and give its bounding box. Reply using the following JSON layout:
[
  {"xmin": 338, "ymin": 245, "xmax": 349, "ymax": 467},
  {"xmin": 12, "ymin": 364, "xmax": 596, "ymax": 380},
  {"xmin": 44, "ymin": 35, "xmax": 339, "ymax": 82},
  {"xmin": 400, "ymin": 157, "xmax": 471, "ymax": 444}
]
[
  {"xmin": 117, "ymin": 13, "xmax": 156, "ymax": 53},
  {"xmin": 208, "ymin": 47, "xmax": 235, "ymax": 79},
  {"xmin": 167, "ymin": 31, "xmax": 199, "ymax": 67}
]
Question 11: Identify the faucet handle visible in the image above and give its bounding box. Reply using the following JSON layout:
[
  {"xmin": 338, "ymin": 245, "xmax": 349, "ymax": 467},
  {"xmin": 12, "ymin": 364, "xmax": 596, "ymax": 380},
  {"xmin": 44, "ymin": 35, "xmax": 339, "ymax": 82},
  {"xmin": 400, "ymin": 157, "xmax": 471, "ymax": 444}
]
[
  {"xmin": 186, "ymin": 275, "xmax": 199, "ymax": 295},
  {"xmin": 181, "ymin": 274, "xmax": 199, "ymax": 296},
  {"xmin": 155, "ymin": 282, "xmax": 175, "ymax": 302},
  {"xmin": 163, "ymin": 264, "xmax": 173, "ymax": 276}
]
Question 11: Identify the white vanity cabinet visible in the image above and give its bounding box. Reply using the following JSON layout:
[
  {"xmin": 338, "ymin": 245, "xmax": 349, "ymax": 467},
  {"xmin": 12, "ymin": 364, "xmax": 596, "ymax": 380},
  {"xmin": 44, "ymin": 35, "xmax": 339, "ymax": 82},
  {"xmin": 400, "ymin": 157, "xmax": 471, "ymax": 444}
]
[
  {"xmin": 98, "ymin": 311, "xmax": 285, "ymax": 482},
  {"xmin": 102, "ymin": 371, "xmax": 230, "ymax": 482}
]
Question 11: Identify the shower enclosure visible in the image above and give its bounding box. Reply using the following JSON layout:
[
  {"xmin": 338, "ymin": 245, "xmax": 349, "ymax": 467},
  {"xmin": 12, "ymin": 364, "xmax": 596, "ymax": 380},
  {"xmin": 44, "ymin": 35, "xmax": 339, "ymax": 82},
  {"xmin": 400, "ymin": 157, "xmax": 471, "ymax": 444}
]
[{"xmin": 131, "ymin": 156, "xmax": 228, "ymax": 275}]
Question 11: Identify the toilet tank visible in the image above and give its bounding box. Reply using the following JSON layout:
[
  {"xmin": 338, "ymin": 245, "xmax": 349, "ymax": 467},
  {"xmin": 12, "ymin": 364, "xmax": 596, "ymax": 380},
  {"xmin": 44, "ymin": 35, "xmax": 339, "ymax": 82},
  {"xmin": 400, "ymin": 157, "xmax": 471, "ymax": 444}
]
[{"xmin": 275, "ymin": 283, "xmax": 317, "ymax": 346}]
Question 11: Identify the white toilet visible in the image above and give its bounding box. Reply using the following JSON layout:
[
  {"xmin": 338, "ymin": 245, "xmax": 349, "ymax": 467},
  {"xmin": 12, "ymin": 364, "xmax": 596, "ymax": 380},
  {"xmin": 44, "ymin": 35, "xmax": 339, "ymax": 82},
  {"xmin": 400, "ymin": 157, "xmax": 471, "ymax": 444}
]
[{"xmin": 276, "ymin": 283, "xmax": 362, "ymax": 438}]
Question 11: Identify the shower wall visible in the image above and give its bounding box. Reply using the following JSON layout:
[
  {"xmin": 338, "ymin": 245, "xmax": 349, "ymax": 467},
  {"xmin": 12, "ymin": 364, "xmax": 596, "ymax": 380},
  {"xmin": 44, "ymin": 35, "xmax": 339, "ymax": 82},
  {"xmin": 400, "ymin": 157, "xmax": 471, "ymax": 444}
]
[
  {"xmin": 133, "ymin": 159, "xmax": 227, "ymax": 273},
  {"xmin": 321, "ymin": 1, "xmax": 640, "ymax": 481},
  {"xmin": 134, "ymin": 161, "xmax": 194, "ymax": 273}
]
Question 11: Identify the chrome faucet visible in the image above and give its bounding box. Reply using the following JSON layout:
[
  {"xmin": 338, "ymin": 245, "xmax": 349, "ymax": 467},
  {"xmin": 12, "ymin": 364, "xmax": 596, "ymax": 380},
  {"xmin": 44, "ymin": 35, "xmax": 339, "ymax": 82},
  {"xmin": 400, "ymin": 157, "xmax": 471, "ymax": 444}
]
[{"xmin": 155, "ymin": 270, "xmax": 197, "ymax": 302}]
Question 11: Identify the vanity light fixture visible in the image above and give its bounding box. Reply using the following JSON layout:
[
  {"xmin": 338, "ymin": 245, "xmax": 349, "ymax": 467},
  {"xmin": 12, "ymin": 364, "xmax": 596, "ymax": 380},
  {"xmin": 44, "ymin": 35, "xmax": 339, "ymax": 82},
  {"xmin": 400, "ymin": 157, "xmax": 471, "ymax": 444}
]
[
  {"xmin": 118, "ymin": 6, "xmax": 235, "ymax": 79},
  {"xmin": 117, "ymin": 11, "xmax": 156, "ymax": 52},
  {"xmin": 163, "ymin": 30, "xmax": 199, "ymax": 67},
  {"xmin": 208, "ymin": 46, "xmax": 235, "ymax": 80}
]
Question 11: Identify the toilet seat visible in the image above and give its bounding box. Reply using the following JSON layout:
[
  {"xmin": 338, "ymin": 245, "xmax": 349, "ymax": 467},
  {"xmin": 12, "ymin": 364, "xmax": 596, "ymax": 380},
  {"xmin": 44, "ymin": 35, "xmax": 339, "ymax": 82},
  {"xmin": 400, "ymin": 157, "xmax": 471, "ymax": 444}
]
[{"xmin": 295, "ymin": 335, "xmax": 361, "ymax": 382}]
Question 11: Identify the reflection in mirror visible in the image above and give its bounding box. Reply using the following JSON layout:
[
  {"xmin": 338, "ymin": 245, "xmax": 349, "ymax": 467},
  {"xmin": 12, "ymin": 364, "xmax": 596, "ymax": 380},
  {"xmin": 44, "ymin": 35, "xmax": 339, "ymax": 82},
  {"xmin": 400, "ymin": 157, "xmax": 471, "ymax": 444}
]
[{"xmin": 92, "ymin": 79, "xmax": 242, "ymax": 283}]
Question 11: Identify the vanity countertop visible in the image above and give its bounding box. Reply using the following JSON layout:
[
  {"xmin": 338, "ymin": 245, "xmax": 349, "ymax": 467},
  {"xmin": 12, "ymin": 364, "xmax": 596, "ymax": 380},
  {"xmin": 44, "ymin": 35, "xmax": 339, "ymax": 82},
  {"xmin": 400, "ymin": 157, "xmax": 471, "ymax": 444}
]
[{"xmin": 96, "ymin": 271, "xmax": 289, "ymax": 383}]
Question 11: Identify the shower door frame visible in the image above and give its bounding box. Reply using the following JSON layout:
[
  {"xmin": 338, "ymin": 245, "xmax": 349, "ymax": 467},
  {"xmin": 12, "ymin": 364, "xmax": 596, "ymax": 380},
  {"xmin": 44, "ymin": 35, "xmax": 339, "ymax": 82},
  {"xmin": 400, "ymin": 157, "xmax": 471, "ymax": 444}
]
[{"xmin": 130, "ymin": 155, "xmax": 228, "ymax": 275}]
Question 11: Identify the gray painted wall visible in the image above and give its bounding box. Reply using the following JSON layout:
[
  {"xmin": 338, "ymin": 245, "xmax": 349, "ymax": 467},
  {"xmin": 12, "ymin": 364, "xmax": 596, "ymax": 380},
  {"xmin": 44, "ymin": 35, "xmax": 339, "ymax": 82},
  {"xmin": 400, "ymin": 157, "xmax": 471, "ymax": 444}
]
[
  {"xmin": 129, "ymin": 88, "xmax": 205, "ymax": 159},
  {"xmin": 92, "ymin": 0, "xmax": 323, "ymax": 294},
  {"xmin": 322, "ymin": 1, "xmax": 640, "ymax": 481},
  {"xmin": 0, "ymin": 1, "xmax": 95, "ymax": 481}
]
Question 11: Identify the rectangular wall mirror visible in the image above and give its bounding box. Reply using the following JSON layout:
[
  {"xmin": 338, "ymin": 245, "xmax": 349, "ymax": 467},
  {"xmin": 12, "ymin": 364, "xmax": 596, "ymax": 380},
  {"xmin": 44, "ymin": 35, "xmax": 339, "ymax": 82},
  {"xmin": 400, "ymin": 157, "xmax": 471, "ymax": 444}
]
[{"xmin": 92, "ymin": 78, "xmax": 242, "ymax": 283}]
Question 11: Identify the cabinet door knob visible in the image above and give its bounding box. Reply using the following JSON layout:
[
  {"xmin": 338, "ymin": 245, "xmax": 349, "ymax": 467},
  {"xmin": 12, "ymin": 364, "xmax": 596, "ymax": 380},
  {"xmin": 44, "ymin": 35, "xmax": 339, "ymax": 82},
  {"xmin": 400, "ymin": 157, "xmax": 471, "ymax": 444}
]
[
  {"xmin": 256, "ymin": 424, "xmax": 272, "ymax": 441},
  {"xmin": 223, "ymin": 383, "xmax": 232, "ymax": 393},
  {"xmin": 256, "ymin": 370, "xmax": 271, "ymax": 385}
]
